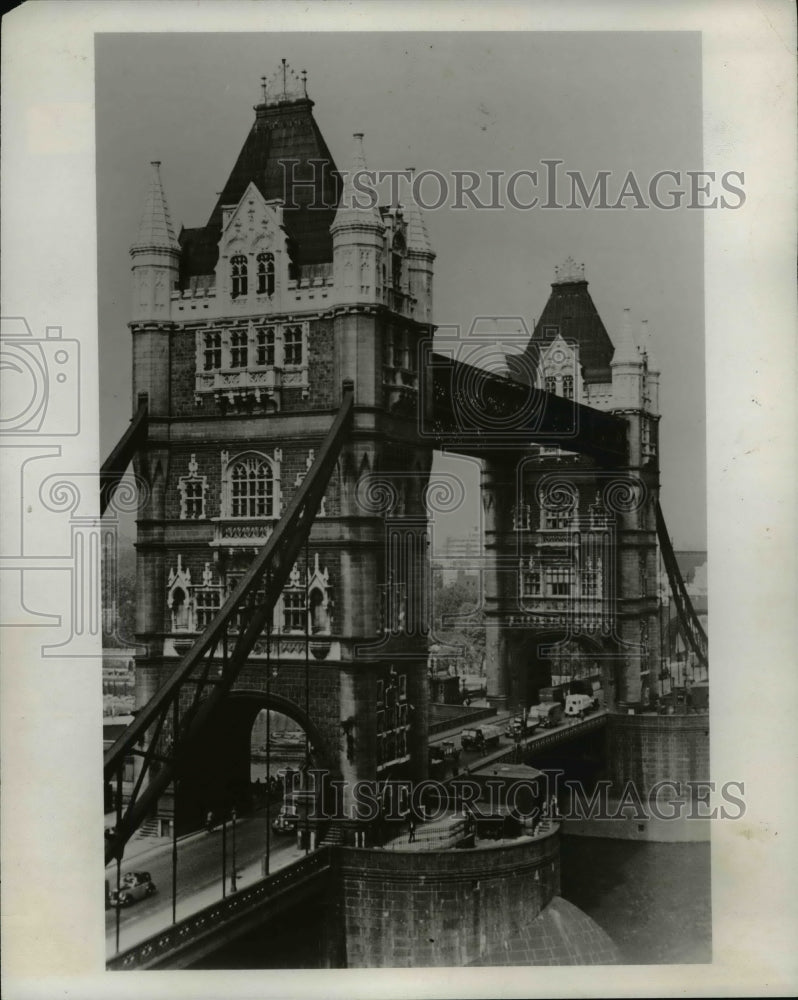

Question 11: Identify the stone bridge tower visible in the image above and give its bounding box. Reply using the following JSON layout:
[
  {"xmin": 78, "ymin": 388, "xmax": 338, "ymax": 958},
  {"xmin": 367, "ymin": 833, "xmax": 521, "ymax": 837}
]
[
  {"xmin": 485, "ymin": 258, "xmax": 662, "ymax": 713},
  {"xmin": 129, "ymin": 63, "xmax": 436, "ymax": 831}
]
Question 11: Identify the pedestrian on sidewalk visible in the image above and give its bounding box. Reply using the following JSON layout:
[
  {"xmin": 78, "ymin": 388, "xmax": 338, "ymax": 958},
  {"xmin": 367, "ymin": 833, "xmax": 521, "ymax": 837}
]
[
  {"xmin": 206, "ymin": 810, "xmax": 214, "ymax": 834},
  {"xmin": 407, "ymin": 811, "xmax": 416, "ymax": 844}
]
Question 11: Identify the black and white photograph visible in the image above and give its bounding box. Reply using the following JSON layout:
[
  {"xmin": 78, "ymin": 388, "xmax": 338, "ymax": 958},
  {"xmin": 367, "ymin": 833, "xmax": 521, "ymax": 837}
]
[{"xmin": 1, "ymin": 2, "xmax": 796, "ymax": 998}]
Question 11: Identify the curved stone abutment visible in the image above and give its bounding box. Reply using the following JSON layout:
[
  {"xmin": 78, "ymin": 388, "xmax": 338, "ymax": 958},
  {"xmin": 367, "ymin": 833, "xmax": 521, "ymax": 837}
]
[{"xmin": 327, "ymin": 829, "xmax": 618, "ymax": 967}]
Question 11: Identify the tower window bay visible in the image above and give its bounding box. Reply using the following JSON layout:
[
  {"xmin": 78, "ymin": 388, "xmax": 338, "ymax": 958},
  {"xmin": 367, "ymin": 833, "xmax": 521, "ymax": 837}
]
[
  {"xmin": 231, "ymin": 254, "xmax": 248, "ymax": 297},
  {"xmin": 230, "ymin": 328, "xmax": 248, "ymax": 368},
  {"xmin": 256, "ymin": 326, "xmax": 275, "ymax": 366},
  {"xmin": 284, "ymin": 324, "xmax": 303, "ymax": 366},
  {"xmin": 257, "ymin": 252, "xmax": 275, "ymax": 295},
  {"xmin": 203, "ymin": 331, "xmax": 222, "ymax": 371},
  {"xmin": 229, "ymin": 456, "xmax": 274, "ymax": 518}
]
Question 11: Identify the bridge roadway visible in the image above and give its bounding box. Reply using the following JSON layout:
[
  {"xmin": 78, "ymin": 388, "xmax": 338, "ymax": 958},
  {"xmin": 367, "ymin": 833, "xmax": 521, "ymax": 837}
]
[
  {"xmin": 429, "ymin": 705, "xmax": 609, "ymax": 774},
  {"xmin": 107, "ymin": 707, "xmax": 606, "ymax": 968},
  {"xmin": 106, "ymin": 801, "xmax": 302, "ymax": 959}
]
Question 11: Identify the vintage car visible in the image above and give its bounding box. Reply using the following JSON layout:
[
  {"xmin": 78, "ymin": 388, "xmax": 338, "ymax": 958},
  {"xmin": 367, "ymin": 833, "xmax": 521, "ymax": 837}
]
[
  {"xmin": 428, "ymin": 739, "xmax": 461, "ymax": 778},
  {"xmin": 460, "ymin": 725, "xmax": 501, "ymax": 752},
  {"xmin": 430, "ymin": 739, "xmax": 460, "ymax": 762},
  {"xmin": 504, "ymin": 715, "xmax": 539, "ymax": 739},
  {"xmin": 272, "ymin": 804, "xmax": 299, "ymax": 834},
  {"xmin": 272, "ymin": 788, "xmax": 317, "ymax": 834},
  {"xmin": 110, "ymin": 870, "xmax": 156, "ymax": 907}
]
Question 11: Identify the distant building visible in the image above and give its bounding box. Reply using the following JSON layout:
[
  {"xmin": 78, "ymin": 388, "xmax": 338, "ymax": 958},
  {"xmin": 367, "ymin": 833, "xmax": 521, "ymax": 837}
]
[
  {"xmin": 102, "ymin": 648, "xmax": 135, "ymax": 695},
  {"xmin": 432, "ymin": 530, "xmax": 482, "ymax": 584}
]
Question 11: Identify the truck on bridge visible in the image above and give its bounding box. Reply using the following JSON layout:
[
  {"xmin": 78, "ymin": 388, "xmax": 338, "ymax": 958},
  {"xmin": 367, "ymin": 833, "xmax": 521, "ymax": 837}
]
[
  {"xmin": 504, "ymin": 715, "xmax": 539, "ymax": 739},
  {"xmin": 460, "ymin": 724, "xmax": 501, "ymax": 752}
]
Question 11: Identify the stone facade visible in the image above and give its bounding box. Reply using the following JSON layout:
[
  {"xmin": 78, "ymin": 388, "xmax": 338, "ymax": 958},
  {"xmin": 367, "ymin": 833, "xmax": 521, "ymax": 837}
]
[
  {"xmin": 129, "ymin": 67, "xmax": 437, "ymax": 828},
  {"xmin": 606, "ymin": 711, "xmax": 710, "ymax": 798},
  {"xmin": 330, "ymin": 833, "xmax": 563, "ymax": 967},
  {"xmin": 487, "ymin": 266, "xmax": 662, "ymax": 712}
]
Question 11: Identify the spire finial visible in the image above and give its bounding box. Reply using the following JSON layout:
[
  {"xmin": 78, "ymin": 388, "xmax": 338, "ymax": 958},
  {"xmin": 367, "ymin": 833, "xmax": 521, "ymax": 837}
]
[
  {"xmin": 260, "ymin": 60, "xmax": 306, "ymax": 105},
  {"xmin": 260, "ymin": 76, "xmax": 267, "ymax": 102},
  {"xmin": 612, "ymin": 306, "xmax": 640, "ymax": 363},
  {"xmin": 553, "ymin": 257, "xmax": 586, "ymax": 284},
  {"xmin": 404, "ymin": 165, "xmax": 434, "ymax": 255},
  {"xmin": 301, "ymin": 68, "xmax": 308, "ymax": 96},
  {"xmin": 131, "ymin": 160, "xmax": 180, "ymax": 254},
  {"xmin": 331, "ymin": 132, "xmax": 384, "ymax": 232}
]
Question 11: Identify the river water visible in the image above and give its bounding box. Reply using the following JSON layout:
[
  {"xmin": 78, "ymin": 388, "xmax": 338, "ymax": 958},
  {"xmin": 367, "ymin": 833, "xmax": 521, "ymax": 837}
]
[{"xmin": 560, "ymin": 836, "xmax": 712, "ymax": 964}]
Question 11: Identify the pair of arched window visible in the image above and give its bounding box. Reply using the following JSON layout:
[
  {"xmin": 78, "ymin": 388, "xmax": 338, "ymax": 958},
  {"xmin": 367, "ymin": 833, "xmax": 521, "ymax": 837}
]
[
  {"xmin": 543, "ymin": 374, "xmax": 574, "ymax": 398},
  {"xmin": 230, "ymin": 253, "xmax": 275, "ymax": 299}
]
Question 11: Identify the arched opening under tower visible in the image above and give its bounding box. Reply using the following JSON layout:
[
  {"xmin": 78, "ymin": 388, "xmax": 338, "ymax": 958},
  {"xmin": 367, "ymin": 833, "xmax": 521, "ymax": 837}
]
[
  {"xmin": 511, "ymin": 632, "xmax": 611, "ymax": 709},
  {"xmin": 174, "ymin": 689, "xmax": 329, "ymax": 835}
]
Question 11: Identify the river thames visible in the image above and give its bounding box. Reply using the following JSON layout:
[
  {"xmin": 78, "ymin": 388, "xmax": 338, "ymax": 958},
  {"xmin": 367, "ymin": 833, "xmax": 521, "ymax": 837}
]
[{"xmin": 560, "ymin": 837, "xmax": 712, "ymax": 964}]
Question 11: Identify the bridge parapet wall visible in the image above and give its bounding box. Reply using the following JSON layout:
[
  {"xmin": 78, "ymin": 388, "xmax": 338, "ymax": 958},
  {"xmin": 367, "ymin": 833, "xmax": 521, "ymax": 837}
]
[
  {"xmin": 331, "ymin": 833, "xmax": 560, "ymax": 967},
  {"xmin": 606, "ymin": 711, "xmax": 709, "ymax": 797}
]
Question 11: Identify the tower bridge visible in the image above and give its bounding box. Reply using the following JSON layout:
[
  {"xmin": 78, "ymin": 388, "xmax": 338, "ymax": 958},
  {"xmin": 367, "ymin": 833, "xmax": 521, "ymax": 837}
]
[{"xmin": 102, "ymin": 62, "xmax": 708, "ymax": 968}]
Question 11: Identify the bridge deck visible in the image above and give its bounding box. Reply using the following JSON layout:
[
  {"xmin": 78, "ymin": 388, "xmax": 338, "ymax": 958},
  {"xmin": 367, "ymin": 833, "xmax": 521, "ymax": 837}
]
[{"xmin": 107, "ymin": 847, "xmax": 332, "ymax": 971}]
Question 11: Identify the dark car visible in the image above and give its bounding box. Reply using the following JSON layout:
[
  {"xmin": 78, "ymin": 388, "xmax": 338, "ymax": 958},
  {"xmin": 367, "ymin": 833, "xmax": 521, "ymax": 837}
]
[
  {"xmin": 460, "ymin": 725, "xmax": 501, "ymax": 752},
  {"xmin": 110, "ymin": 870, "xmax": 156, "ymax": 907}
]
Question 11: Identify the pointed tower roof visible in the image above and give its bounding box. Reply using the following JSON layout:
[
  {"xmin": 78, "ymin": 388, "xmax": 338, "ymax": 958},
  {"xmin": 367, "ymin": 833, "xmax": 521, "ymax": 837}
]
[
  {"xmin": 131, "ymin": 161, "xmax": 180, "ymax": 254},
  {"xmin": 178, "ymin": 63, "xmax": 342, "ymax": 285},
  {"xmin": 612, "ymin": 307, "xmax": 640, "ymax": 364},
  {"xmin": 403, "ymin": 167, "xmax": 434, "ymax": 255},
  {"xmin": 508, "ymin": 258, "xmax": 616, "ymax": 385},
  {"xmin": 331, "ymin": 133, "xmax": 383, "ymax": 232}
]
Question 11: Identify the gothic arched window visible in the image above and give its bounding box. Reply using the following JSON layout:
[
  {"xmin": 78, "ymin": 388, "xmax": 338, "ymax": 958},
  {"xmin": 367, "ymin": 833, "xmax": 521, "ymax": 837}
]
[
  {"xmin": 545, "ymin": 375, "xmax": 557, "ymax": 394},
  {"xmin": 282, "ymin": 590, "xmax": 307, "ymax": 633},
  {"xmin": 230, "ymin": 328, "xmax": 248, "ymax": 368},
  {"xmin": 562, "ymin": 375, "xmax": 574, "ymax": 400},
  {"xmin": 203, "ymin": 331, "xmax": 222, "ymax": 371},
  {"xmin": 257, "ymin": 252, "xmax": 275, "ymax": 295},
  {"xmin": 284, "ymin": 325, "xmax": 303, "ymax": 366},
  {"xmin": 229, "ymin": 455, "xmax": 275, "ymax": 518},
  {"xmin": 231, "ymin": 255, "xmax": 248, "ymax": 298},
  {"xmin": 256, "ymin": 326, "xmax": 275, "ymax": 367}
]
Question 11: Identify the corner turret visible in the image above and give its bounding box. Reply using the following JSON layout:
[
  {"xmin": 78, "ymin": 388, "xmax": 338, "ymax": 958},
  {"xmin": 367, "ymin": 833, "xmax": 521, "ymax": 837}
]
[
  {"xmin": 639, "ymin": 318, "xmax": 660, "ymax": 415},
  {"xmin": 130, "ymin": 161, "xmax": 181, "ymax": 417},
  {"xmin": 403, "ymin": 167, "xmax": 435, "ymax": 323},
  {"xmin": 331, "ymin": 133, "xmax": 385, "ymax": 306},
  {"xmin": 130, "ymin": 161, "xmax": 180, "ymax": 322},
  {"xmin": 610, "ymin": 307, "xmax": 645, "ymax": 410}
]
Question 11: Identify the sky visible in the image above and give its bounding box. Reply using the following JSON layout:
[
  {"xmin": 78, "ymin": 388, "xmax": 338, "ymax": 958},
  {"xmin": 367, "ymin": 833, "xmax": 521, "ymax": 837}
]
[{"xmin": 96, "ymin": 31, "xmax": 706, "ymax": 549}]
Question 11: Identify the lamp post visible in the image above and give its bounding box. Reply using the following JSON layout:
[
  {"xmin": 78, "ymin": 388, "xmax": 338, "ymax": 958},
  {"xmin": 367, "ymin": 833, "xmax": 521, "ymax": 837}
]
[
  {"xmin": 230, "ymin": 808, "xmax": 238, "ymax": 893},
  {"xmin": 221, "ymin": 810, "xmax": 227, "ymax": 899}
]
